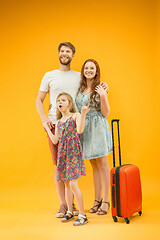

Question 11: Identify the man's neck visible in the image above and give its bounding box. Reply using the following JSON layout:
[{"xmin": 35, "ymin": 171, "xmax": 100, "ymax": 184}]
[{"xmin": 59, "ymin": 64, "xmax": 71, "ymax": 72}]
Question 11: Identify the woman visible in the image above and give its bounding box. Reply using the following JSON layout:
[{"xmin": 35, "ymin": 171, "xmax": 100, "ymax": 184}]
[{"xmin": 76, "ymin": 59, "xmax": 112, "ymax": 215}]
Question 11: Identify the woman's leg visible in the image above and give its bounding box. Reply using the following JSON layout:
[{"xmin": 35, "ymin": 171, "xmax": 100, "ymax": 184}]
[
  {"xmin": 96, "ymin": 156, "xmax": 110, "ymax": 213},
  {"xmin": 89, "ymin": 159, "xmax": 102, "ymax": 212},
  {"xmin": 70, "ymin": 179, "xmax": 85, "ymax": 216}
]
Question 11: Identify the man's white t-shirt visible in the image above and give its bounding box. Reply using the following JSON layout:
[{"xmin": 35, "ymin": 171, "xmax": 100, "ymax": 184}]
[{"xmin": 39, "ymin": 69, "xmax": 81, "ymax": 124}]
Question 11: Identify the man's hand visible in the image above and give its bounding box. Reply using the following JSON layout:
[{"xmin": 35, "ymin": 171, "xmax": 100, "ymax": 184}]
[
  {"xmin": 48, "ymin": 104, "xmax": 52, "ymax": 111},
  {"xmin": 100, "ymin": 82, "xmax": 109, "ymax": 93}
]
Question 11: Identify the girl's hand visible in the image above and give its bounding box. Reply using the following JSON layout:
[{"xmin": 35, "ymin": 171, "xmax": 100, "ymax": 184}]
[
  {"xmin": 95, "ymin": 84, "xmax": 107, "ymax": 96},
  {"xmin": 43, "ymin": 121, "xmax": 49, "ymax": 131},
  {"xmin": 42, "ymin": 119, "xmax": 53, "ymax": 130},
  {"xmin": 81, "ymin": 103, "xmax": 90, "ymax": 115},
  {"xmin": 100, "ymin": 82, "xmax": 109, "ymax": 93}
]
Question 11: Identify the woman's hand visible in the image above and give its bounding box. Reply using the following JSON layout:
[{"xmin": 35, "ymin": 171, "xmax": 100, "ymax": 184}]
[
  {"xmin": 100, "ymin": 82, "xmax": 109, "ymax": 93},
  {"xmin": 81, "ymin": 103, "xmax": 90, "ymax": 115},
  {"xmin": 95, "ymin": 84, "xmax": 107, "ymax": 96}
]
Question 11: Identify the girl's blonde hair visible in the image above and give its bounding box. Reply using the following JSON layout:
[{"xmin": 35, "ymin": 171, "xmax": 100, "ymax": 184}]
[{"xmin": 56, "ymin": 92, "xmax": 77, "ymax": 120}]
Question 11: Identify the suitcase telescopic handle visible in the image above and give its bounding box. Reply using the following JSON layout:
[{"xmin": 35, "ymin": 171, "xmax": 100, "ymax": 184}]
[{"xmin": 111, "ymin": 119, "xmax": 122, "ymax": 167}]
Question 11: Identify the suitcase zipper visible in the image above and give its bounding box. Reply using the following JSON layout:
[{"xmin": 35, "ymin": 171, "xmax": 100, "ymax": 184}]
[
  {"xmin": 115, "ymin": 164, "xmax": 131, "ymax": 217},
  {"xmin": 115, "ymin": 166, "xmax": 121, "ymax": 217}
]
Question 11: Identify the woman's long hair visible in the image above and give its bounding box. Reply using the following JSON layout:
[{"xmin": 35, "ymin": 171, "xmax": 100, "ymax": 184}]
[
  {"xmin": 78, "ymin": 59, "xmax": 100, "ymax": 111},
  {"xmin": 56, "ymin": 92, "xmax": 77, "ymax": 120}
]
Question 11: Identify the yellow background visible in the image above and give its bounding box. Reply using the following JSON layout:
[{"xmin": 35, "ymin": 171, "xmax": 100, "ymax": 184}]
[{"xmin": 1, "ymin": 0, "xmax": 160, "ymax": 239}]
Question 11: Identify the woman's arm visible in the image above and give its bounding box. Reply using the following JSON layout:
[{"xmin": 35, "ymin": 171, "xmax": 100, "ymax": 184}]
[
  {"xmin": 75, "ymin": 104, "xmax": 90, "ymax": 134},
  {"xmin": 100, "ymin": 81, "xmax": 109, "ymax": 93},
  {"xmin": 95, "ymin": 85, "xmax": 110, "ymax": 118},
  {"xmin": 43, "ymin": 122, "xmax": 59, "ymax": 144}
]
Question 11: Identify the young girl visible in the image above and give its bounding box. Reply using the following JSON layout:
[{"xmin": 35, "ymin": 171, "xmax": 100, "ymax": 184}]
[
  {"xmin": 43, "ymin": 92, "xmax": 89, "ymax": 226},
  {"xmin": 76, "ymin": 59, "xmax": 112, "ymax": 215}
]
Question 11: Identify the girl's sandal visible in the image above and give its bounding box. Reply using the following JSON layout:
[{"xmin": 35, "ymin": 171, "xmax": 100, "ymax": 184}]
[
  {"xmin": 89, "ymin": 199, "xmax": 102, "ymax": 213},
  {"xmin": 97, "ymin": 201, "xmax": 110, "ymax": 215},
  {"xmin": 61, "ymin": 211, "xmax": 74, "ymax": 222},
  {"xmin": 73, "ymin": 214, "xmax": 88, "ymax": 226}
]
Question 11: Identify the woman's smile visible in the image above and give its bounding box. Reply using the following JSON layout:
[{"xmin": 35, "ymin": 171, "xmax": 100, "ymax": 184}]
[{"xmin": 84, "ymin": 61, "xmax": 96, "ymax": 79}]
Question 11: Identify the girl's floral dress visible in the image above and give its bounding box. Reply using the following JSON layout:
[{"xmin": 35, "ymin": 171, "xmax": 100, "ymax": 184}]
[{"xmin": 57, "ymin": 116, "xmax": 86, "ymax": 182}]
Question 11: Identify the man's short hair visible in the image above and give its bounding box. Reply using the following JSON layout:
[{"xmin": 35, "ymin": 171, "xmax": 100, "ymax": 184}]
[{"xmin": 58, "ymin": 42, "xmax": 76, "ymax": 55}]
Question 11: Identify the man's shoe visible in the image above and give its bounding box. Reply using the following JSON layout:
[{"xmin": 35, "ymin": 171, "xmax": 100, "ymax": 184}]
[
  {"xmin": 72, "ymin": 203, "xmax": 79, "ymax": 216},
  {"xmin": 55, "ymin": 204, "xmax": 68, "ymax": 218}
]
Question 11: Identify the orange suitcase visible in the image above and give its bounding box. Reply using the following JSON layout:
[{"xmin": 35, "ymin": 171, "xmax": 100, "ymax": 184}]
[{"xmin": 110, "ymin": 119, "xmax": 142, "ymax": 224}]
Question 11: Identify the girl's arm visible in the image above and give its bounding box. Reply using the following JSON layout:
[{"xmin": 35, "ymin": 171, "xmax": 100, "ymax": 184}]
[
  {"xmin": 75, "ymin": 103, "xmax": 90, "ymax": 134},
  {"xmin": 43, "ymin": 122, "xmax": 59, "ymax": 144},
  {"xmin": 95, "ymin": 85, "xmax": 110, "ymax": 118}
]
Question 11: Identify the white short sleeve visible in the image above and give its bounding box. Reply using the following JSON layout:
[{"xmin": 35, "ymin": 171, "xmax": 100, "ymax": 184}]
[{"xmin": 39, "ymin": 73, "xmax": 49, "ymax": 92}]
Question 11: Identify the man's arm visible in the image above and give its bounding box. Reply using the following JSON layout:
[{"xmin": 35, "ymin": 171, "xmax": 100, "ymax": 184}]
[{"xmin": 36, "ymin": 91, "xmax": 53, "ymax": 129}]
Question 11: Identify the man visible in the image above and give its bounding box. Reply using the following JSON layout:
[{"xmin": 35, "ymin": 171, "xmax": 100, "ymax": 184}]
[{"xmin": 36, "ymin": 42, "xmax": 108, "ymax": 217}]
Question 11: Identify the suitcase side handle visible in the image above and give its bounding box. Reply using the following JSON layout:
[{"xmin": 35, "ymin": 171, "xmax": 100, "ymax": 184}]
[{"xmin": 111, "ymin": 119, "xmax": 122, "ymax": 167}]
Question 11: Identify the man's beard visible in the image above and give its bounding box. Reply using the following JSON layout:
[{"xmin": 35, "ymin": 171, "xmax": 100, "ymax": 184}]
[{"xmin": 59, "ymin": 57, "xmax": 72, "ymax": 65}]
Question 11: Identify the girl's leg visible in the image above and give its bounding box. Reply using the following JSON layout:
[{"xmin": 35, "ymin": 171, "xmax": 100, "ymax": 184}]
[
  {"xmin": 54, "ymin": 166, "xmax": 66, "ymax": 205},
  {"xmin": 54, "ymin": 166, "xmax": 68, "ymax": 217},
  {"xmin": 89, "ymin": 159, "xmax": 102, "ymax": 212},
  {"xmin": 64, "ymin": 180, "xmax": 73, "ymax": 212},
  {"xmin": 70, "ymin": 179, "xmax": 85, "ymax": 216},
  {"xmin": 54, "ymin": 167, "xmax": 78, "ymax": 216},
  {"xmin": 47, "ymin": 128, "xmax": 67, "ymax": 217},
  {"xmin": 61, "ymin": 180, "xmax": 74, "ymax": 222},
  {"xmin": 47, "ymin": 127, "xmax": 78, "ymax": 217},
  {"xmin": 96, "ymin": 156, "xmax": 110, "ymax": 213}
]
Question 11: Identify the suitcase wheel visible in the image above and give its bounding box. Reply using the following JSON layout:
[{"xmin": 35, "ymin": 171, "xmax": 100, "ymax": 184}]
[
  {"xmin": 113, "ymin": 216, "xmax": 118, "ymax": 222},
  {"xmin": 124, "ymin": 218, "xmax": 130, "ymax": 224},
  {"xmin": 138, "ymin": 211, "xmax": 142, "ymax": 216}
]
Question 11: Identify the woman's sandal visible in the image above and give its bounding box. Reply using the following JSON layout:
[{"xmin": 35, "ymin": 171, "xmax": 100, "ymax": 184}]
[
  {"xmin": 97, "ymin": 201, "xmax": 110, "ymax": 215},
  {"xmin": 89, "ymin": 199, "xmax": 102, "ymax": 213},
  {"xmin": 73, "ymin": 214, "xmax": 88, "ymax": 226},
  {"xmin": 61, "ymin": 211, "xmax": 74, "ymax": 222}
]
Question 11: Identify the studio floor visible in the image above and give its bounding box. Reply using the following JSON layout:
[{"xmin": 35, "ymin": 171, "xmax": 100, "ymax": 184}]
[{"xmin": 1, "ymin": 179, "xmax": 160, "ymax": 240}]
